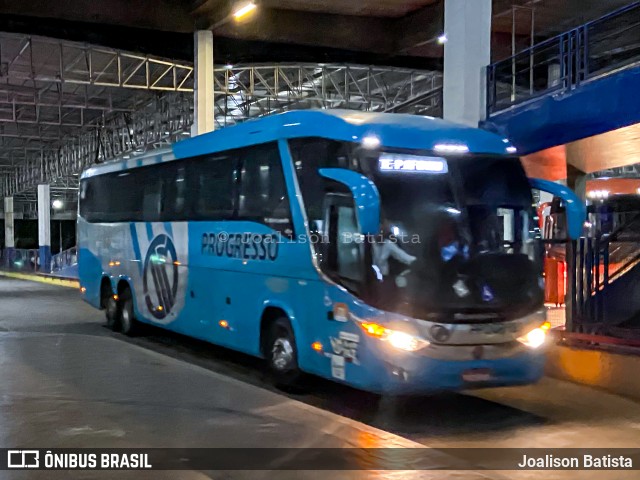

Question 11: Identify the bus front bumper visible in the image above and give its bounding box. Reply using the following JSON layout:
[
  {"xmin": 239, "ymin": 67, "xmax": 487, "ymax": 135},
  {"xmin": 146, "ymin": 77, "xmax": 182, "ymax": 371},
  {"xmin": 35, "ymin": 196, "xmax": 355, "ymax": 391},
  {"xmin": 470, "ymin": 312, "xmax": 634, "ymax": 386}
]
[{"xmin": 371, "ymin": 347, "xmax": 546, "ymax": 395}]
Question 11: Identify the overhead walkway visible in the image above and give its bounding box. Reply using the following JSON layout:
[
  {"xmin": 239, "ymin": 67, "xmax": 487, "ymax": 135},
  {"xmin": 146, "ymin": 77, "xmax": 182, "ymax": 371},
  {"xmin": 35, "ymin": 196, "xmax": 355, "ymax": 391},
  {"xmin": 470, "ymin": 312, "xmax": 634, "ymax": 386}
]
[{"xmin": 483, "ymin": 2, "xmax": 640, "ymax": 155}]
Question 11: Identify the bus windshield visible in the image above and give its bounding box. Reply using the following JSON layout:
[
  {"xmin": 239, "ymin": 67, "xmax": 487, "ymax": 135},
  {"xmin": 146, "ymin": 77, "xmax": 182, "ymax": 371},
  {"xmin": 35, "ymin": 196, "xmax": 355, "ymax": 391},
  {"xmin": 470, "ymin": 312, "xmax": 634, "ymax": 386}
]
[{"xmin": 290, "ymin": 139, "xmax": 543, "ymax": 321}]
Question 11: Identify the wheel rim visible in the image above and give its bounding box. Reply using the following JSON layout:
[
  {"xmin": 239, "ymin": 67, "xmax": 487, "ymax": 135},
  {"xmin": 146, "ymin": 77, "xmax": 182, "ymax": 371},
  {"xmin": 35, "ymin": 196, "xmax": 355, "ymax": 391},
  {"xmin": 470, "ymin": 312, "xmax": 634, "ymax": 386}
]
[
  {"xmin": 271, "ymin": 337, "xmax": 294, "ymax": 371},
  {"xmin": 121, "ymin": 304, "xmax": 131, "ymax": 330}
]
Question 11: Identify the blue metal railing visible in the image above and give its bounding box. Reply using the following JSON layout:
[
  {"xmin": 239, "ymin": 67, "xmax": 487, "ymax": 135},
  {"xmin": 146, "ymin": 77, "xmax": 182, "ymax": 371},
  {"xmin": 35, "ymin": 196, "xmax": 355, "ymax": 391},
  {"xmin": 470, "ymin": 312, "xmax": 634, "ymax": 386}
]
[
  {"xmin": 1, "ymin": 246, "xmax": 78, "ymax": 274},
  {"xmin": 0, "ymin": 249, "xmax": 40, "ymax": 273},
  {"xmin": 487, "ymin": 2, "xmax": 640, "ymax": 116},
  {"xmin": 50, "ymin": 246, "xmax": 78, "ymax": 274}
]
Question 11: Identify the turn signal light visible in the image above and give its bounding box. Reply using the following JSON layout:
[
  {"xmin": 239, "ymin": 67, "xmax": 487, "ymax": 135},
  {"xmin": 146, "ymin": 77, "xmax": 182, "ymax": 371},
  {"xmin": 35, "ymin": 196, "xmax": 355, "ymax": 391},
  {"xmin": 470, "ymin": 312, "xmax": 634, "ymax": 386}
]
[
  {"xmin": 361, "ymin": 322, "xmax": 387, "ymax": 338},
  {"xmin": 311, "ymin": 341, "xmax": 323, "ymax": 352},
  {"xmin": 219, "ymin": 320, "xmax": 229, "ymax": 329}
]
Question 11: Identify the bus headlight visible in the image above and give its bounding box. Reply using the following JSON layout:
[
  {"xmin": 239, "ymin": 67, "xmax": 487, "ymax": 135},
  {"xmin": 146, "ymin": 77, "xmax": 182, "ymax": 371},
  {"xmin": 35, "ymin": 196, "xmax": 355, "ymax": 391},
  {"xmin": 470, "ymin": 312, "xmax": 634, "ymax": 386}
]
[
  {"xmin": 517, "ymin": 321, "xmax": 551, "ymax": 349},
  {"xmin": 360, "ymin": 322, "xmax": 429, "ymax": 352}
]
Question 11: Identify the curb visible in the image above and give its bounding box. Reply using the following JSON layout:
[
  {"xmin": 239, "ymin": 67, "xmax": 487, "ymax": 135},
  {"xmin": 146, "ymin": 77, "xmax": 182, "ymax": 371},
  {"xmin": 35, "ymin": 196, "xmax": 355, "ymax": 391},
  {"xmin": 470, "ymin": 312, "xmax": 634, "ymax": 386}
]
[
  {"xmin": 545, "ymin": 342, "xmax": 640, "ymax": 401},
  {"xmin": 0, "ymin": 270, "xmax": 79, "ymax": 289}
]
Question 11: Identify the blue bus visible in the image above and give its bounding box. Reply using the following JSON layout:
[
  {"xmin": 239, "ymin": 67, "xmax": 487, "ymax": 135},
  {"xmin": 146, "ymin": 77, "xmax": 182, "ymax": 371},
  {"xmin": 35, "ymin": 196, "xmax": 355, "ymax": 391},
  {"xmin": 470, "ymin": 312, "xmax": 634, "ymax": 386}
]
[{"xmin": 78, "ymin": 110, "xmax": 584, "ymax": 395}]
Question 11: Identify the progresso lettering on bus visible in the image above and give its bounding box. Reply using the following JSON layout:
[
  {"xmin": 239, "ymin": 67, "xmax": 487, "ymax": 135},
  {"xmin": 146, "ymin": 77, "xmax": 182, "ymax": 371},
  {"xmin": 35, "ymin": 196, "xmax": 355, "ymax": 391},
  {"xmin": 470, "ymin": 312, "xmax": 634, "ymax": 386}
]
[{"xmin": 201, "ymin": 233, "xmax": 279, "ymax": 261}]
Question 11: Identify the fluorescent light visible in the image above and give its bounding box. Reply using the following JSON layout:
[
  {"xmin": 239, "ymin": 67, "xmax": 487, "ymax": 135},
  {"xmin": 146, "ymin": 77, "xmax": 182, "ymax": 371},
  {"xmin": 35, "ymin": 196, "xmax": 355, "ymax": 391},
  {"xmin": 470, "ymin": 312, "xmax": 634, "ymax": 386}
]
[
  {"xmin": 362, "ymin": 135, "xmax": 381, "ymax": 149},
  {"xmin": 434, "ymin": 143, "xmax": 469, "ymax": 154},
  {"xmin": 225, "ymin": 63, "xmax": 234, "ymax": 69},
  {"xmin": 233, "ymin": 2, "xmax": 257, "ymax": 20},
  {"xmin": 379, "ymin": 153, "xmax": 448, "ymax": 173},
  {"xmin": 437, "ymin": 33, "xmax": 448, "ymax": 44},
  {"xmin": 52, "ymin": 199, "xmax": 64, "ymax": 210},
  {"xmin": 588, "ymin": 190, "xmax": 610, "ymax": 199},
  {"xmin": 506, "ymin": 146, "xmax": 518, "ymax": 154}
]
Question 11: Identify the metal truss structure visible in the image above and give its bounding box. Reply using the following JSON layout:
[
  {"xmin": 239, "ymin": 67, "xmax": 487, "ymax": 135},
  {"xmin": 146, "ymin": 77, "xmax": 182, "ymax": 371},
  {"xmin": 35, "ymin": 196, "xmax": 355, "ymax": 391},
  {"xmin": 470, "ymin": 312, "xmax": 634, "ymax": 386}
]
[
  {"xmin": 214, "ymin": 64, "xmax": 442, "ymax": 128},
  {"xmin": 0, "ymin": 32, "xmax": 443, "ymax": 211}
]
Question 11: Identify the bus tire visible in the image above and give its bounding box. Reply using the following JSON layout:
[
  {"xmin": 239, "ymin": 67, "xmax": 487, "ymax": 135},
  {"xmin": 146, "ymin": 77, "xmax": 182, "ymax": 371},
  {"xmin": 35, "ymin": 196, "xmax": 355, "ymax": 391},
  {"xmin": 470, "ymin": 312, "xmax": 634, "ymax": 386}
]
[
  {"xmin": 266, "ymin": 317, "xmax": 302, "ymax": 388},
  {"xmin": 119, "ymin": 290, "xmax": 139, "ymax": 336},
  {"xmin": 103, "ymin": 284, "xmax": 120, "ymax": 331}
]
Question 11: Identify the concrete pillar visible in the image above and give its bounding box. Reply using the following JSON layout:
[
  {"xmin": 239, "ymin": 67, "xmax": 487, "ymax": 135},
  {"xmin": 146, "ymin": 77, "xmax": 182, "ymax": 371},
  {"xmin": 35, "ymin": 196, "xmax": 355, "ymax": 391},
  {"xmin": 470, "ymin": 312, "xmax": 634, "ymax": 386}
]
[
  {"xmin": 37, "ymin": 184, "xmax": 51, "ymax": 273},
  {"xmin": 191, "ymin": 30, "xmax": 215, "ymax": 136},
  {"xmin": 443, "ymin": 0, "xmax": 492, "ymax": 127},
  {"xmin": 4, "ymin": 197, "xmax": 14, "ymax": 268}
]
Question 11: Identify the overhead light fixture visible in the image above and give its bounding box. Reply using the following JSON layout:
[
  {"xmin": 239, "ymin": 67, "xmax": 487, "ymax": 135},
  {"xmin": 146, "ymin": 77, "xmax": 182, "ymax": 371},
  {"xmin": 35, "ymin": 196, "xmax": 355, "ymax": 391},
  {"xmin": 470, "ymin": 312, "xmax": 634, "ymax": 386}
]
[
  {"xmin": 437, "ymin": 33, "xmax": 448, "ymax": 44},
  {"xmin": 434, "ymin": 143, "xmax": 469, "ymax": 154},
  {"xmin": 52, "ymin": 199, "xmax": 64, "ymax": 210},
  {"xmin": 506, "ymin": 146, "xmax": 518, "ymax": 154},
  {"xmin": 361, "ymin": 135, "xmax": 381, "ymax": 149},
  {"xmin": 233, "ymin": 2, "xmax": 257, "ymax": 20},
  {"xmin": 225, "ymin": 63, "xmax": 234, "ymax": 69}
]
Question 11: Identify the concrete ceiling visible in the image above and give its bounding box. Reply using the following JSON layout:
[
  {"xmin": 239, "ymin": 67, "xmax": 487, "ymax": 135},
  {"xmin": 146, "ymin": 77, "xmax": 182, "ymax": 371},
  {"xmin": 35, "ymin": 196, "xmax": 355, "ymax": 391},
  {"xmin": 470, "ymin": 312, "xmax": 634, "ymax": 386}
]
[
  {"xmin": 255, "ymin": 0, "xmax": 439, "ymax": 17},
  {"xmin": 0, "ymin": 0, "xmax": 632, "ymax": 65}
]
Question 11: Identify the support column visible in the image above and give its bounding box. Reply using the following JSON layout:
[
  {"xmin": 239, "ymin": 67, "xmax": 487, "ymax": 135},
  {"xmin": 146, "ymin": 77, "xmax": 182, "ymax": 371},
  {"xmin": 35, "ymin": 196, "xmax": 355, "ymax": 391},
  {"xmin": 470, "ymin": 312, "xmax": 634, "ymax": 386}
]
[
  {"xmin": 38, "ymin": 184, "xmax": 51, "ymax": 273},
  {"xmin": 4, "ymin": 197, "xmax": 14, "ymax": 268},
  {"xmin": 191, "ymin": 30, "xmax": 215, "ymax": 136},
  {"xmin": 443, "ymin": 0, "xmax": 492, "ymax": 127}
]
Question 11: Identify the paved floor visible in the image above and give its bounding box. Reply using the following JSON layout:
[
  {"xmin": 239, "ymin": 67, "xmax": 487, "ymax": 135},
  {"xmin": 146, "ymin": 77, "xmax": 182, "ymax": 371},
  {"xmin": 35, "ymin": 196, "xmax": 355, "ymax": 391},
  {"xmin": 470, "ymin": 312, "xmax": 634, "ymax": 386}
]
[{"xmin": 1, "ymin": 276, "xmax": 640, "ymax": 479}]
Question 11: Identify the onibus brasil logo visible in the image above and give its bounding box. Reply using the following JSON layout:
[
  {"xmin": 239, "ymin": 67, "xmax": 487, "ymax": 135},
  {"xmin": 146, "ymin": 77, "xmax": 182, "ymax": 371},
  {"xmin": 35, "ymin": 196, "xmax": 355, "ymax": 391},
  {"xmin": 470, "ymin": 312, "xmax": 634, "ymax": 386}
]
[{"xmin": 143, "ymin": 234, "xmax": 179, "ymax": 319}]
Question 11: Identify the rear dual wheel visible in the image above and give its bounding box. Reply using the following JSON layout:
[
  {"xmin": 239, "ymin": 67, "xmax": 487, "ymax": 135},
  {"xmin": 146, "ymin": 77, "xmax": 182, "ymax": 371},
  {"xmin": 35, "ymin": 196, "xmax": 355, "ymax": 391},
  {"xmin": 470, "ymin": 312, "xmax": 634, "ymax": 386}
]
[{"xmin": 102, "ymin": 285, "xmax": 139, "ymax": 336}]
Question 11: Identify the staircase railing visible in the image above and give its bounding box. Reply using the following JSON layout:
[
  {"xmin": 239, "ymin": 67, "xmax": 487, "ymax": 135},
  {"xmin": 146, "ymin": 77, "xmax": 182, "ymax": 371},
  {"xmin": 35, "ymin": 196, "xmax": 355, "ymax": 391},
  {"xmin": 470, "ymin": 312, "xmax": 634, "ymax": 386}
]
[
  {"xmin": 487, "ymin": 1, "xmax": 640, "ymax": 115},
  {"xmin": 570, "ymin": 211, "xmax": 640, "ymax": 335}
]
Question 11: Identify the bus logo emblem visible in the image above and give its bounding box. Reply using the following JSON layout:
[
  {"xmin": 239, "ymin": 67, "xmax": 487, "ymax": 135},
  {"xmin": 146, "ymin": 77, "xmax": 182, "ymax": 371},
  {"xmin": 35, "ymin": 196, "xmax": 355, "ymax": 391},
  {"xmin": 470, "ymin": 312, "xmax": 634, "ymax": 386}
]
[
  {"xmin": 143, "ymin": 234, "xmax": 179, "ymax": 319},
  {"xmin": 430, "ymin": 324, "xmax": 451, "ymax": 343}
]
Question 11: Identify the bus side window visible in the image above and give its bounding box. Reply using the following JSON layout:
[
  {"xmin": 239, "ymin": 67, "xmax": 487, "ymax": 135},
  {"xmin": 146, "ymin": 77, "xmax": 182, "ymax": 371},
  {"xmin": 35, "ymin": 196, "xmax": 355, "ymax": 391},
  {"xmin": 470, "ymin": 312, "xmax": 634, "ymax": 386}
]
[
  {"xmin": 190, "ymin": 153, "xmax": 238, "ymax": 220},
  {"xmin": 289, "ymin": 137, "xmax": 353, "ymax": 233},
  {"xmin": 142, "ymin": 171, "xmax": 162, "ymax": 221},
  {"xmin": 162, "ymin": 165, "xmax": 187, "ymax": 220},
  {"xmin": 238, "ymin": 143, "xmax": 293, "ymax": 238},
  {"xmin": 324, "ymin": 194, "xmax": 364, "ymax": 293}
]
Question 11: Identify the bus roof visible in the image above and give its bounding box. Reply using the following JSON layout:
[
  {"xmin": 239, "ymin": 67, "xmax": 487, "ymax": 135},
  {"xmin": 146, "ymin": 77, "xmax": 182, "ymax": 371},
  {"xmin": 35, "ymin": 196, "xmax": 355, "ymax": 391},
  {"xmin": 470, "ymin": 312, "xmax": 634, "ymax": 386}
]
[{"xmin": 82, "ymin": 110, "xmax": 515, "ymax": 179}]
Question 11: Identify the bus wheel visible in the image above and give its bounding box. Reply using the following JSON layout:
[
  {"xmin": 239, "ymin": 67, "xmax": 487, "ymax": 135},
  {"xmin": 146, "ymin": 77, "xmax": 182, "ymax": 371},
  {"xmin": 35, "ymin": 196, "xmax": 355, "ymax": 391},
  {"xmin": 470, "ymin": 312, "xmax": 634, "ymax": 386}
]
[
  {"xmin": 103, "ymin": 289, "xmax": 120, "ymax": 331},
  {"xmin": 119, "ymin": 290, "xmax": 139, "ymax": 336},
  {"xmin": 266, "ymin": 318, "xmax": 302, "ymax": 388}
]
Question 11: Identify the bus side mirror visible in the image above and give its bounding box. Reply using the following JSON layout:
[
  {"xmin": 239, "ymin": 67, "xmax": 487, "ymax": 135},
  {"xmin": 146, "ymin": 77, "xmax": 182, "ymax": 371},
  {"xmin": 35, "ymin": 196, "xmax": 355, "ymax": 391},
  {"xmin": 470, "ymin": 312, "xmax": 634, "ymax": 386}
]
[
  {"xmin": 529, "ymin": 178, "xmax": 586, "ymax": 239},
  {"xmin": 318, "ymin": 168, "xmax": 381, "ymax": 235}
]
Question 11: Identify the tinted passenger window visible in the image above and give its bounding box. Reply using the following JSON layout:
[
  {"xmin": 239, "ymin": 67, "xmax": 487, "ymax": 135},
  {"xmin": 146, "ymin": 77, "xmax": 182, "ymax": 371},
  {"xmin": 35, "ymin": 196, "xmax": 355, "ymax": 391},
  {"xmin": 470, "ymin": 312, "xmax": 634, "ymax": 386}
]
[
  {"xmin": 289, "ymin": 138, "xmax": 353, "ymax": 228},
  {"xmin": 238, "ymin": 143, "xmax": 293, "ymax": 236},
  {"xmin": 191, "ymin": 153, "xmax": 238, "ymax": 220},
  {"xmin": 80, "ymin": 142, "xmax": 293, "ymax": 235}
]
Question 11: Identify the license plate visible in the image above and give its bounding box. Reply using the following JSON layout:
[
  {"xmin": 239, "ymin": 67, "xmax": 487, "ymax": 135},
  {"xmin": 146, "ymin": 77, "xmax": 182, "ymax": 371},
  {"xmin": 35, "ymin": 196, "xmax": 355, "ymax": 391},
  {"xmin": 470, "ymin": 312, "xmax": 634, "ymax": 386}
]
[{"xmin": 462, "ymin": 368, "xmax": 493, "ymax": 382}]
